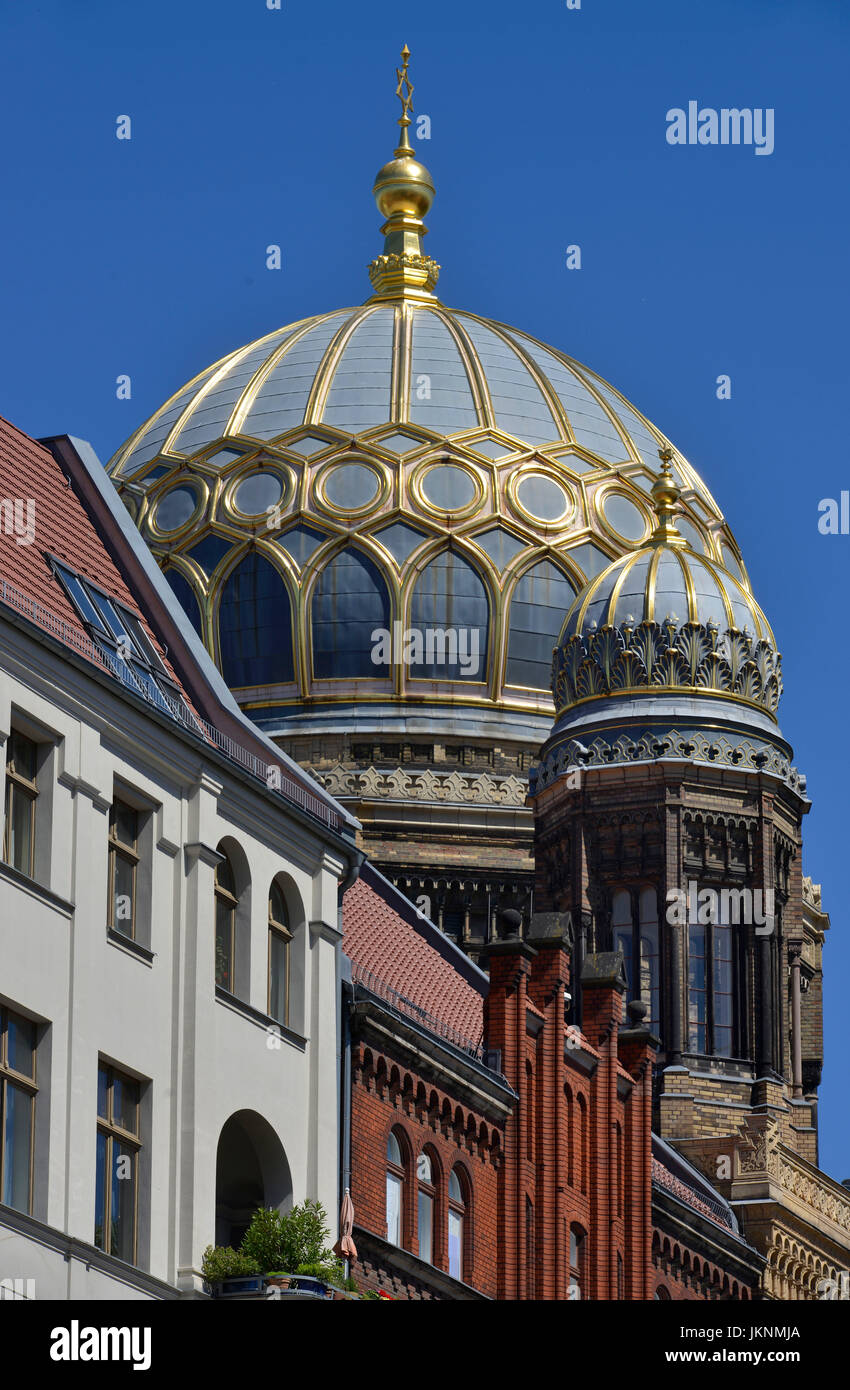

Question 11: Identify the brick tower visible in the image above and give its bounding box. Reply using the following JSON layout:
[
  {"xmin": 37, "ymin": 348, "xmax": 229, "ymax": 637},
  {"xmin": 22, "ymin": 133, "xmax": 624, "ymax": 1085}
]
[{"xmin": 530, "ymin": 454, "xmax": 850, "ymax": 1297}]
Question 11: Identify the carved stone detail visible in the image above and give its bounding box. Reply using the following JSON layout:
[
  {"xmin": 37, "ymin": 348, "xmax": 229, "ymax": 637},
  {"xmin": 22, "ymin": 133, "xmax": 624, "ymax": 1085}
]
[{"xmin": 311, "ymin": 764, "xmax": 528, "ymax": 807}]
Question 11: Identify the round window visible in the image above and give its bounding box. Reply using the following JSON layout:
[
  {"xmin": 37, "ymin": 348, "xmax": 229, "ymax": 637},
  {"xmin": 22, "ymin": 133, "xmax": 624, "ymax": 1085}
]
[
  {"xmin": 601, "ymin": 492, "xmax": 647, "ymax": 543},
  {"xmin": 233, "ymin": 472, "xmax": 284, "ymax": 516},
  {"xmin": 323, "ymin": 463, "xmax": 381, "ymax": 511},
  {"xmin": 421, "ymin": 464, "xmax": 478, "ymax": 511},
  {"xmin": 517, "ymin": 473, "xmax": 569, "ymax": 522},
  {"xmin": 154, "ymin": 486, "xmax": 198, "ymax": 533}
]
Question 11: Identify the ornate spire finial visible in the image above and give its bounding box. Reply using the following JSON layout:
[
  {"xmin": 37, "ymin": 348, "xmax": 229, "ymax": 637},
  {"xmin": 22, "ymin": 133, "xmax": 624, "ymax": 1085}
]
[
  {"xmin": 650, "ymin": 446, "xmax": 686, "ymax": 546},
  {"xmin": 368, "ymin": 45, "xmax": 441, "ymax": 302},
  {"xmin": 395, "ymin": 43, "xmax": 414, "ymax": 151}
]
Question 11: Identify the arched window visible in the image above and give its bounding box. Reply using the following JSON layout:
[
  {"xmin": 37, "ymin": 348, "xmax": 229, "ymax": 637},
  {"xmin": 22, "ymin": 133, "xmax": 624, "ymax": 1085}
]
[
  {"xmin": 218, "ymin": 553, "xmax": 294, "ymax": 687},
  {"xmin": 448, "ymin": 1168, "xmax": 467, "ymax": 1282},
  {"xmin": 409, "ymin": 549, "xmax": 489, "ymax": 681},
  {"xmin": 506, "ymin": 560, "xmax": 576, "ymax": 689},
  {"xmin": 417, "ymin": 1150, "xmax": 436, "ymax": 1265},
  {"xmin": 214, "ymin": 852, "xmax": 237, "ymax": 992},
  {"xmin": 267, "ymin": 881, "xmax": 291, "ymax": 1027},
  {"xmin": 164, "ymin": 568, "xmax": 203, "ymax": 638},
  {"xmin": 312, "ymin": 549, "xmax": 390, "ymax": 678},
  {"xmin": 386, "ymin": 1130, "xmax": 405, "ymax": 1247},
  {"xmin": 569, "ymin": 1225, "xmax": 586, "ymax": 1300},
  {"xmin": 654, "ymin": 1284, "xmax": 671, "ymax": 1300}
]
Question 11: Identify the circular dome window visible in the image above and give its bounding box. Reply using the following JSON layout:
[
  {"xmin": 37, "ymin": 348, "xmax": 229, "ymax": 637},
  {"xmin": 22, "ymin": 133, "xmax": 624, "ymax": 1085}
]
[
  {"xmin": 233, "ymin": 471, "xmax": 284, "ymax": 517},
  {"xmin": 516, "ymin": 473, "xmax": 570, "ymax": 523},
  {"xmin": 600, "ymin": 492, "xmax": 647, "ymax": 543},
  {"xmin": 322, "ymin": 463, "xmax": 381, "ymax": 512},
  {"xmin": 421, "ymin": 464, "xmax": 479, "ymax": 512},
  {"xmin": 153, "ymin": 485, "xmax": 199, "ymax": 534}
]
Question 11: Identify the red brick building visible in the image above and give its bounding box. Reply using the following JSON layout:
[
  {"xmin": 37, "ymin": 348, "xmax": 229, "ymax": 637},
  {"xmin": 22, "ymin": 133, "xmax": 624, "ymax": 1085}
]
[{"xmin": 342, "ymin": 863, "xmax": 763, "ymax": 1299}]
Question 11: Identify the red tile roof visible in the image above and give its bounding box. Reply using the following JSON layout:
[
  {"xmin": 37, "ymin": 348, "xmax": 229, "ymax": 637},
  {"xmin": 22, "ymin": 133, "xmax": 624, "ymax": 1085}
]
[
  {"xmin": 343, "ymin": 866, "xmax": 486, "ymax": 1048},
  {"xmin": 0, "ymin": 415, "xmax": 191, "ymax": 701}
]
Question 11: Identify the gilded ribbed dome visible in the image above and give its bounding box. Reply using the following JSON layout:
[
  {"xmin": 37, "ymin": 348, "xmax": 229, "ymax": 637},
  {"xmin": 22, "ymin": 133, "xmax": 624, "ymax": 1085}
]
[
  {"xmin": 105, "ymin": 54, "xmax": 753, "ymax": 750},
  {"xmin": 551, "ymin": 462, "xmax": 782, "ymax": 721}
]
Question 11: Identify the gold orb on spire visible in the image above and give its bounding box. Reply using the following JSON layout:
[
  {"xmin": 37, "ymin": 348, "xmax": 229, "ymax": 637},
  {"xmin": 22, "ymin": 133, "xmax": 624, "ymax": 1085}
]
[
  {"xmin": 368, "ymin": 44, "xmax": 440, "ymax": 302},
  {"xmin": 650, "ymin": 446, "xmax": 687, "ymax": 546}
]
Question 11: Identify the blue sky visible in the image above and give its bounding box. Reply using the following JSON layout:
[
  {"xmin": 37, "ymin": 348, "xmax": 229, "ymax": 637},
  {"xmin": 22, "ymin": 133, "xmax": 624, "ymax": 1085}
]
[{"xmin": 2, "ymin": 0, "xmax": 849, "ymax": 1177}]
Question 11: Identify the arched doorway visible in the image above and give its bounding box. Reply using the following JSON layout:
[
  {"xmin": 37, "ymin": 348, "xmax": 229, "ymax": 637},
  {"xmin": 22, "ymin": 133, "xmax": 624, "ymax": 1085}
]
[{"xmin": 214, "ymin": 1110, "xmax": 292, "ymax": 1248}]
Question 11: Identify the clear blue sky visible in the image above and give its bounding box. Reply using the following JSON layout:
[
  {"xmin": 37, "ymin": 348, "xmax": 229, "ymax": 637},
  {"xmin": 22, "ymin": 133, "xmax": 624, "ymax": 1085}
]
[{"xmin": 2, "ymin": 0, "xmax": 848, "ymax": 1177}]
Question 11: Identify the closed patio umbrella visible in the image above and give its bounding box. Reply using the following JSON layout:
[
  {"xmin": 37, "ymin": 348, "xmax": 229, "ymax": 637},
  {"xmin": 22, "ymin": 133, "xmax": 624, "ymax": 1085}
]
[{"xmin": 334, "ymin": 1187, "xmax": 357, "ymax": 1260}]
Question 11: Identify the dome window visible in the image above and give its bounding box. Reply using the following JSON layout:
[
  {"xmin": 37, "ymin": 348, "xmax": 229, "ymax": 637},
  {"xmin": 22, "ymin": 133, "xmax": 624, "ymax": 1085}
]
[
  {"xmin": 419, "ymin": 463, "xmax": 480, "ymax": 514},
  {"xmin": 311, "ymin": 549, "xmax": 391, "ymax": 679},
  {"xmin": 232, "ymin": 471, "xmax": 284, "ymax": 518},
  {"xmin": 218, "ymin": 553, "xmax": 294, "ymax": 688},
  {"xmin": 599, "ymin": 491, "xmax": 649, "ymax": 544},
  {"xmin": 152, "ymin": 485, "xmax": 201, "ymax": 536},
  {"xmin": 515, "ymin": 473, "xmax": 571, "ymax": 525},
  {"xmin": 320, "ymin": 462, "xmax": 382, "ymax": 513}
]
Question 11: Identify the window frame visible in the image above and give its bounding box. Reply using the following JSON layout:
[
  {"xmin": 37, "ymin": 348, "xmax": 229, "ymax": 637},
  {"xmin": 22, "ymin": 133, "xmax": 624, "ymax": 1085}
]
[
  {"xmin": 267, "ymin": 882, "xmax": 292, "ymax": 1027},
  {"xmin": 687, "ymin": 903, "xmax": 737, "ymax": 1058},
  {"xmin": 49, "ymin": 558, "xmax": 197, "ymax": 728},
  {"xmin": 214, "ymin": 855, "xmax": 238, "ymax": 993},
  {"xmin": 610, "ymin": 885, "xmax": 661, "ymax": 1036},
  {"xmin": 447, "ymin": 1166, "xmax": 467, "ymax": 1283},
  {"xmin": 3, "ymin": 731, "xmax": 38, "ymax": 879},
  {"xmin": 94, "ymin": 1062, "xmax": 141, "ymax": 1265},
  {"xmin": 0, "ymin": 1006, "xmax": 37, "ymax": 1214},
  {"xmin": 416, "ymin": 1149, "xmax": 437, "ymax": 1266},
  {"xmin": 569, "ymin": 1224, "xmax": 586, "ymax": 1300},
  {"xmin": 385, "ymin": 1129, "xmax": 406, "ymax": 1248},
  {"xmin": 107, "ymin": 799, "xmax": 140, "ymax": 939}
]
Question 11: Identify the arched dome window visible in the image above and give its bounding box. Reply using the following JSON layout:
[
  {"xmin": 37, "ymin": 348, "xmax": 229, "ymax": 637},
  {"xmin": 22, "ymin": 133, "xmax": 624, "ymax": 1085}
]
[
  {"xmin": 311, "ymin": 548, "xmax": 390, "ymax": 679},
  {"xmin": 409, "ymin": 548, "xmax": 489, "ymax": 682},
  {"xmin": 164, "ymin": 568, "xmax": 203, "ymax": 638},
  {"xmin": 218, "ymin": 553, "xmax": 294, "ymax": 687},
  {"xmin": 506, "ymin": 559, "xmax": 575, "ymax": 690}
]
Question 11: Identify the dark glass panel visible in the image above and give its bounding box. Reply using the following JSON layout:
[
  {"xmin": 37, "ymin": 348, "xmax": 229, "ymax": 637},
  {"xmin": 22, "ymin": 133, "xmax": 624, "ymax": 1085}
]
[
  {"xmin": 164, "ymin": 569, "xmax": 203, "ymax": 637},
  {"xmin": 506, "ymin": 561, "xmax": 575, "ymax": 689},
  {"xmin": 219, "ymin": 553, "xmax": 294, "ymax": 687},
  {"xmin": 409, "ymin": 550, "xmax": 489, "ymax": 682},
  {"xmin": 311, "ymin": 549, "xmax": 390, "ymax": 679}
]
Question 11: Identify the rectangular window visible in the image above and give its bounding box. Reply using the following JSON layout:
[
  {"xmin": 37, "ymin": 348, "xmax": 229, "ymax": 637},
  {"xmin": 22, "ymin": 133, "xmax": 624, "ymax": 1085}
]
[
  {"xmin": 3, "ymin": 732, "xmax": 38, "ymax": 878},
  {"xmin": 688, "ymin": 898, "xmax": 736, "ymax": 1057},
  {"xmin": 713, "ymin": 922, "xmax": 733, "ymax": 1057},
  {"xmin": 418, "ymin": 1189, "xmax": 433, "ymax": 1265},
  {"xmin": 0, "ymin": 1007, "xmax": 37, "ymax": 1214},
  {"xmin": 95, "ymin": 1062, "xmax": 140, "ymax": 1264},
  {"xmin": 386, "ymin": 1171, "xmax": 402, "ymax": 1246},
  {"xmin": 107, "ymin": 800, "xmax": 139, "ymax": 938},
  {"xmin": 268, "ymin": 928, "xmax": 289, "ymax": 1026},
  {"xmin": 688, "ymin": 922, "xmax": 707, "ymax": 1052},
  {"xmin": 448, "ymin": 1209, "xmax": 463, "ymax": 1281}
]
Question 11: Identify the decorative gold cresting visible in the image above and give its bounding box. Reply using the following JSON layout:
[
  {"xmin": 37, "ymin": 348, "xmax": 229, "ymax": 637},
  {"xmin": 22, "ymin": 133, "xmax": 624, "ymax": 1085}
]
[
  {"xmin": 650, "ymin": 446, "xmax": 687, "ymax": 546},
  {"xmin": 368, "ymin": 45, "xmax": 441, "ymax": 302}
]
